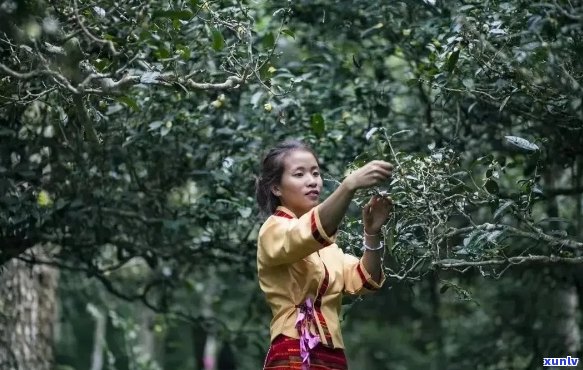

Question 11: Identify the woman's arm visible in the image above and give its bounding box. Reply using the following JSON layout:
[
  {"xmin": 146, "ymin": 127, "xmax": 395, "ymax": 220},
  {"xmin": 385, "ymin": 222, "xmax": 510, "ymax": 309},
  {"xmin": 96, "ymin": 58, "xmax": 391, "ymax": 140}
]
[
  {"xmin": 259, "ymin": 161, "xmax": 393, "ymax": 267},
  {"xmin": 342, "ymin": 195, "xmax": 393, "ymax": 291},
  {"xmin": 318, "ymin": 160, "xmax": 393, "ymax": 236},
  {"xmin": 362, "ymin": 233, "xmax": 384, "ymax": 282},
  {"xmin": 361, "ymin": 195, "xmax": 393, "ymax": 282}
]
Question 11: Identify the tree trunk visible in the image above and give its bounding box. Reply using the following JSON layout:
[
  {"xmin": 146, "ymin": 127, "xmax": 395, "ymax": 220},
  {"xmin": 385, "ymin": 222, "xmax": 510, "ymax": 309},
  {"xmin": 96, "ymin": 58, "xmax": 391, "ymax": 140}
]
[
  {"xmin": 554, "ymin": 286, "xmax": 580, "ymax": 355},
  {"xmin": 0, "ymin": 251, "xmax": 59, "ymax": 370},
  {"xmin": 192, "ymin": 322, "xmax": 208, "ymax": 370},
  {"xmin": 543, "ymin": 165, "xmax": 581, "ymax": 356},
  {"xmin": 89, "ymin": 305, "xmax": 106, "ymax": 370},
  {"xmin": 428, "ymin": 271, "xmax": 446, "ymax": 370}
]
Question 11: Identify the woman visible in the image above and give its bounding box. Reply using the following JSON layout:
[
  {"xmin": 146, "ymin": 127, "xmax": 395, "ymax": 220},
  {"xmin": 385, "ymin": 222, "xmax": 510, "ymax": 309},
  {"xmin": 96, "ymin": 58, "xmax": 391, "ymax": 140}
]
[{"xmin": 256, "ymin": 140, "xmax": 393, "ymax": 370}]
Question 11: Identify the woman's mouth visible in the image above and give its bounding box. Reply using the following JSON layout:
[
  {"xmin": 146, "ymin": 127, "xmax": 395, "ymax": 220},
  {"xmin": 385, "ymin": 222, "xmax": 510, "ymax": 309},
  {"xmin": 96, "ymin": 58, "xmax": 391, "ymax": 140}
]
[{"xmin": 306, "ymin": 191, "xmax": 320, "ymax": 199}]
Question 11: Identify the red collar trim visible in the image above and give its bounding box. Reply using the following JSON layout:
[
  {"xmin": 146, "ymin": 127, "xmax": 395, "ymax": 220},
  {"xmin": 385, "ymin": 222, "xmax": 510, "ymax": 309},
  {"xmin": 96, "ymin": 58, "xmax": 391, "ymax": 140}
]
[{"xmin": 273, "ymin": 207, "xmax": 295, "ymax": 219}]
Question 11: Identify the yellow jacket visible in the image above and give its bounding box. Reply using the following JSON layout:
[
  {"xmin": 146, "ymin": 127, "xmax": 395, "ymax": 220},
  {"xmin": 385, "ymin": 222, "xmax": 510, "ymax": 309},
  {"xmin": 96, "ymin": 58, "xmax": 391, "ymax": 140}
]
[{"xmin": 257, "ymin": 206, "xmax": 386, "ymax": 349}]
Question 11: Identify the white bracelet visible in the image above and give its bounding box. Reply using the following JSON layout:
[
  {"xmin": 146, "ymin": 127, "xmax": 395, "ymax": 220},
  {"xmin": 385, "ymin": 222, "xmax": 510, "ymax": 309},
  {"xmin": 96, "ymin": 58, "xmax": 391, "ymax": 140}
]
[
  {"xmin": 363, "ymin": 240, "xmax": 384, "ymax": 251},
  {"xmin": 363, "ymin": 229, "xmax": 380, "ymax": 237}
]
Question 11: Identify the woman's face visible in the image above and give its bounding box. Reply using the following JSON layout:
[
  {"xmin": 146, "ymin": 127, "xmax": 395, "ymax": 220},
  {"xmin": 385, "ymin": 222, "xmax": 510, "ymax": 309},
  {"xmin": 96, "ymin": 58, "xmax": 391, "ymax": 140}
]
[{"xmin": 272, "ymin": 150, "xmax": 322, "ymax": 217}]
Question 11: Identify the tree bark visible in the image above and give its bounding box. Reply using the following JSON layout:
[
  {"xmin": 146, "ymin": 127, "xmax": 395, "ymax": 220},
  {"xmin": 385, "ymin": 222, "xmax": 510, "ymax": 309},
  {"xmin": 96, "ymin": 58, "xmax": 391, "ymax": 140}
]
[
  {"xmin": 89, "ymin": 305, "xmax": 106, "ymax": 370},
  {"xmin": 428, "ymin": 271, "xmax": 446, "ymax": 370},
  {"xmin": 0, "ymin": 249, "xmax": 59, "ymax": 370},
  {"xmin": 543, "ymin": 164, "xmax": 581, "ymax": 356},
  {"xmin": 192, "ymin": 323, "xmax": 208, "ymax": 370},
  {"xmin": 554, "ymin": 286, "xmax": 580, "ymax": 355}
]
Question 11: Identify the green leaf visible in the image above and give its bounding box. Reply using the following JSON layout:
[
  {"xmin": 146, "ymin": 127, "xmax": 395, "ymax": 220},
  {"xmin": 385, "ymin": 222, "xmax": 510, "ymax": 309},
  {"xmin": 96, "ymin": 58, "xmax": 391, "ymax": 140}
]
[
  {"xmin": 390, "ymin": 130, "xmax": 411, "ymax": 138},
  {"xmin": 504, "ymin": 136, "xmax": 539, "ymax": 152},
  {"xmin": 281, "ymin": 29, "xmax": 295, "ymax": 39},
  {"xmin": 55, "ymin": 365, "xmax": 76, "ymax": 370},
  {"xmin": 155, "ymin": 48, "xmax": 171, "ymax": 59},
  {"xmin": 445, "ymin": 49, "xmax": 460, "ymax": 72},
  {"xmin": 464, "ymin": 230, "xmax": 488, "ymax": 252},
  {"xmin": 311, "ymin": 113, "xmax": 325, "ymax": 136},
  {"xmin": 141, "ymin": 71, "xmax": 161, "ymax": 84},
  {"xmin": 153, "ymin": 9, "xmax": 193, "ymax": 20},
  {"xmin": 486, "ymin": 230, "xmax": 503, "ymax": 244},
  {"xmin": 211, "ymin": 28, "xmax": 225, "ymax": 51},
  {"xmin": 484, "ymin": 179, "xmax": 499, "ymax": 194},
  {"xmin": 176, "ymin": 45, "xmax": 191, "ymax": 60},
  {"xmin": 116, "ymin": 96, "xmax": 139, "ymax": 112},
  {"xmin": 469, "ymin": 154, "xmax": 493, "ymax": 170},
  {"xmin": 462, "ymin": 78, "xmax": 474, "ymax": 89},
  {"xmin": 352, "ymin": 54, "xmax": 362, "ymax": 69},
  {"xmin": 55, "ymin": 198, "xmax": 68, "ymax": 210},
  {"xmin": 440, "ymin": 285, "xmax": 450, "ymax": 294},
  {"xmin": 406, "ymin": 78, "xmax": 419, "ymax": 87},
  {"xmin": 160, "ymin": 124, "xmax": 172, "ymax": 137},
  {"xmin": 262, "ymin": 32, "xmax": 275, "ymax": 49},
  {"xmin": 184, "ymin": 279, "xmax": 196, "ymax": 292},
  {"xmin": 258, "ymin": 63, "xmax": 272, "ymax": 80},
  {"xmin": 238, "ymin": 207, "xmax": 252, "ymax": 218},
  {"xmin": 148, "ymin": 121, "xmax": 163, "ymax": 131},
  {"xmin": 93, "ymin": 58, "xmax": 110, "ymax": 72},
  {"xmin": 499, "ymin": 95, "xmax": 511, "ymax": 112}
]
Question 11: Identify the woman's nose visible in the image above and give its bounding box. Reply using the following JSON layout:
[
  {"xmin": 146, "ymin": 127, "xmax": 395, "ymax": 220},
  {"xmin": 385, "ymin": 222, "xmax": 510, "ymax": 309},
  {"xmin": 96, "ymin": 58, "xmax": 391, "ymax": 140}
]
[{"xmin": 306, "ymin": 174, "xmax": 317, "ymax": 186}]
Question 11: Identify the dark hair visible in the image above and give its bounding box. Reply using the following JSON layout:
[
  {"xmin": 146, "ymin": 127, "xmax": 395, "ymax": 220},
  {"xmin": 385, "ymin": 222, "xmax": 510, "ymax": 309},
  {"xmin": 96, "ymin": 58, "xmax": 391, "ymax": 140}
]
[{"xmin": 255, "ymin": 140, "xmax": 319, "ymax": 216}]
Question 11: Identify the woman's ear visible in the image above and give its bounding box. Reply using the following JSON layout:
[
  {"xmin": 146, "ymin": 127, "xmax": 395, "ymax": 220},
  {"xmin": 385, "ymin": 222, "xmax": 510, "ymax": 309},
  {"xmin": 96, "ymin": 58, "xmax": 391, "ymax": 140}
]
[{"xmin": 271, "ymin": 185, "xmax": 281, "ymax": 197}]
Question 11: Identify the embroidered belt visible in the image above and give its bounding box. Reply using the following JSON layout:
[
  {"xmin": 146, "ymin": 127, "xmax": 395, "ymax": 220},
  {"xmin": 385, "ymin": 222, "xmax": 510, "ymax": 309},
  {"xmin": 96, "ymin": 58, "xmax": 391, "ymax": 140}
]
[{"xmin": 295, "ymin": 297, "xmax": 320, "ymax": 370}]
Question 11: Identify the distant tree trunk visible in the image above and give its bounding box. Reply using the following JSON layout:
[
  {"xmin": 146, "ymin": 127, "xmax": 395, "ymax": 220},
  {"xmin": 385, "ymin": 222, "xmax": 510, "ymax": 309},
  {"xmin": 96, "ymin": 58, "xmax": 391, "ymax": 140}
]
[
  {"xmin": 89, "ymin": 305, "xmax": 106, "ymax": 370},
  {"xmin": 543, "ymin": 165, "xmax": 581, "ymax": 356},
  {"xmin": 0, "ymin": 250, "xmax": 59, "ymax": 370},
  {"xmin": 203, "ymin": 333, "xmax": 218, "ymax": 370},
  {"xmin": 428, "ymin": 272, "xmax": 446, "ymax": 370},
  {"xmin": 554, "ymin": 286, "xmax": 580, "ymax": 355},
  {"xmin": 217, "ymin": 342, "xmax": 236, "ymax": 370},
  {"xmin": 192, "ymin": 323, "xmax": 208, "ymax": 370},
  {"xmin": 139, "ymin": 309, "xmax": 156, "ymax": 358},
  {"xmin": 576, "ymin": 158, "xmax": 583, "ymax": 358}
]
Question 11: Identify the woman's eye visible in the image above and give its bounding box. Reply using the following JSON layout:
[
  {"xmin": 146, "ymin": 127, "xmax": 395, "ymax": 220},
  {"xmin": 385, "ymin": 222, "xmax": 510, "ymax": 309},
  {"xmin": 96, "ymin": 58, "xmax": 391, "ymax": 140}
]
[
  {"xmin": 313, "ymin": 172, "xmax": 320, "ymax": 177},
  {"xmin": 293, "ymin": 173, "xmax": 303, "ymax": 177}
]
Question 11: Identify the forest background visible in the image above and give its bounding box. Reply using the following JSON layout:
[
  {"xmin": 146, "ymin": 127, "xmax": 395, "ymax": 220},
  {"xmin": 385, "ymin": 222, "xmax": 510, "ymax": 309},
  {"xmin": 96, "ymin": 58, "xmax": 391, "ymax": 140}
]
[{"xmin": 0, "ymin": 0, "xmax": 582, "ymax": 369}]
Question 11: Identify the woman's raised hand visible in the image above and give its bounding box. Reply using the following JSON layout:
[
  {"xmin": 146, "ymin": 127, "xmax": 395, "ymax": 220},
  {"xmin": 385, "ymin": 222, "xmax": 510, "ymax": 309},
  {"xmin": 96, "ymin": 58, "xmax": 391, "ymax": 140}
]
[
  {"xmin": 343, "ymin": 160, "xmax": 393, "ymax": 191},
  {"xmin": 316, "ymin": 160, "xmax": 393, "ymax": 236},
  {"xmin": 363, "ymin": 195, "xmax": 393, "ymax": 234}
]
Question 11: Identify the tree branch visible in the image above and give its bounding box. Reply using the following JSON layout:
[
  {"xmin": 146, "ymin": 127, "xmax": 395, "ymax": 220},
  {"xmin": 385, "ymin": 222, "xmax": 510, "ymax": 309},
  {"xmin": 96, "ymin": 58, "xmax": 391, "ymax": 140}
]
[
  {"xmin": 0, "ymin": 63, "xmax": 79, "ymax": 94},
  {"xmin": 2, "ymin": 61, "xmax": 246, "ymax": 95},
  {"xmin": 434, "ymin": 255, "xmax": 583, "ymax": 268},
  {"xmin": 182, "ymin": 75, "xmax": 244, "ymax": 90},
  {"xmin": 445, "ymin": 223, "xmax": 583, "ymax": 250}
]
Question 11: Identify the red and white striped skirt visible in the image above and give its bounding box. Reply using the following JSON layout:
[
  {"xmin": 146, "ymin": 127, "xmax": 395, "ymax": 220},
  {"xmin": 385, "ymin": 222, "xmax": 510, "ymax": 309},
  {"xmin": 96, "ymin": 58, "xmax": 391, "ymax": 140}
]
[{"xmin": 263, "ymin": 335, "xmax": 348, "ymax": 370}]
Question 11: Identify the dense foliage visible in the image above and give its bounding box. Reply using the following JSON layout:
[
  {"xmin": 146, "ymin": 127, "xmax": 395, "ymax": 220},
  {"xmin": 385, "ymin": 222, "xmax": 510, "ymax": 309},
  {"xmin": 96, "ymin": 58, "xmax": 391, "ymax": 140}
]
[{"xmin": 1, "ymin": 0, "xmax": 582, "ymax": 369}]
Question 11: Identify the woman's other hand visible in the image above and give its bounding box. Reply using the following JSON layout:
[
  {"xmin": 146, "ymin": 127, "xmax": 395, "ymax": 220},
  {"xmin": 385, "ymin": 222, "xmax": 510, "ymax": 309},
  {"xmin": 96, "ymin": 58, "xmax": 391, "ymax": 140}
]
[{"xmin": 362, "ymin": 195, "xmax": 393, "ymax": 234}]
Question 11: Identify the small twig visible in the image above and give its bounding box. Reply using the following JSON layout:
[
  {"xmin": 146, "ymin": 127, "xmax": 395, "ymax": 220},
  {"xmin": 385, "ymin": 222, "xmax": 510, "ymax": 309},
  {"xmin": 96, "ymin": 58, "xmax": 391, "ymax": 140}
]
[
  {"xmin": 0, "ymin": 63, "xmax": 79, "ymax": 94},
  {"xmin": 72, "ymin": 0, "xmax": 120, "ymax": 56}
]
